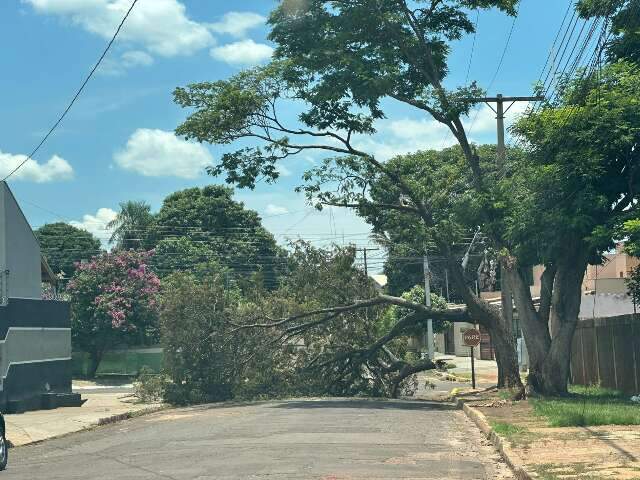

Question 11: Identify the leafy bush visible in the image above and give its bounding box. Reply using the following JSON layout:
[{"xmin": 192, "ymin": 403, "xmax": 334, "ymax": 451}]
[
  {"xmin": 134, "ymin": 366, "xmax": 169, "ymax": 403},
  {"xmin": 159, "ymin": 268, "xmax": 242, "ymax": 405}
]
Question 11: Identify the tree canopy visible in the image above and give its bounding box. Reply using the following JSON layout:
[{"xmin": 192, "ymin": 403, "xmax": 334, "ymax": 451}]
[
  {"xmin": 67, "ymin": 250, "xmax": 160, "ymax": 377},
  {"xmin": 36, "ymin": 222, "xmax": 102, "ymax": 278},
  {"xmin": 149, "ymin": 185, "xmax": 286, "ymax": 286},
  {"xmin": 171, "ymin": 0, "xmax": 640, "ymax": 396}
]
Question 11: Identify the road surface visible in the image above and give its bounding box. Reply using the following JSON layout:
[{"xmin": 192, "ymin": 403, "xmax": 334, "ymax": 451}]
[{"xmin": 7, "ymin": 398, "xmax": 512, "ymax": 479}]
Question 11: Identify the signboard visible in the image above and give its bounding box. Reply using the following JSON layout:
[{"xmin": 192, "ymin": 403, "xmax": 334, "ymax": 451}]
[{"xmin": 462, "ymin": 329, "xmax": 481, "ymax": 347}]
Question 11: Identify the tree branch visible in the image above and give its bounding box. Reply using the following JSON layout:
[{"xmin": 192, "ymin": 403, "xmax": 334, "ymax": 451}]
[
  {"xmin": 231, "ymin": 294, "xmax": 469, "ymax": 332},
  {"xmin": 322, "ymin": 201, "xmax": 421, "ymax": 215}
]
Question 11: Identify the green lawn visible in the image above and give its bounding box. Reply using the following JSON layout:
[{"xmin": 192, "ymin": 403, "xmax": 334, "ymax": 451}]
[{"xmin": 531, "ymin": 385, "xmax": 640, "ymax": 427}]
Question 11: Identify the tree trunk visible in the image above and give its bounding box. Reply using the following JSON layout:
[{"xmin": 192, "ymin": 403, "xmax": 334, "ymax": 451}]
[
  {"xmin": 447, "ymin": 259, "xmax": 523, "ymax": 391},
  {"xmin": 539, "ymin": 251, "xmax": 587, "ymax": 395},
  {"xmin": 488, "ymin": 321, "xmax": 522, "ymax": 389},
  {"xmin": 502, "ymin": 259, "xmax": 551, "ymax": 392},
  {"xmin": 88, "ymin": 349, "xmax": 103, "ymax": 379},
  {"xmin": 504, "ymin": 247, "xmax": 587, "ymax": 396}
]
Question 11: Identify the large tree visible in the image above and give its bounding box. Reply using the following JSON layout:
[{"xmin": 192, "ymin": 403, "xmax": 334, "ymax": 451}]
[
  {"xmin": 149, "ymin": 186, "xmax": 287, "ymax": 287},
  {"xmin": 507, "ymin": 60, "xmax": 640, "ymax": 394},
  {"xmin": 174, "ymin": 0, "xmax": 526, "ymax": 392},
  {"xmin": 36, "ymin": 223, "xmax": 102, "ymax": 278}
]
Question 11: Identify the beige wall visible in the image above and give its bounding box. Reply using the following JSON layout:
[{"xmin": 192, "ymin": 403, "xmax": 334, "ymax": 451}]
[{"xmin": 583, "ymin": 249, "xmax": 640, "ymax": 293}]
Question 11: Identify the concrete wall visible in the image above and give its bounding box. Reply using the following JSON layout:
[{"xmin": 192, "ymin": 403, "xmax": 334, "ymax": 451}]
[
  {"xmin": 0, "ymin": 182, "xmax": 42, "ymax": 299},
  {"xmin": 0, "ymin": 298, "xmax": 76, "ymax": 412},
  {"xmin": 579, "ymin": 293, "xmax": 635, "ymax": 318}
]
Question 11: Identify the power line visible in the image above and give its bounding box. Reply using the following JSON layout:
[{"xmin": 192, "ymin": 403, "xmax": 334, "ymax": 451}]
[
  {"xmin": 2, "ymin": 0, "xmax": 139, "ymax": 182},
  {"xmin": 535, "ymin": 0, "xmax": 575, "ymax": 88},
  {"xmin": 467, "ymin": 9, "xmax": 519, "ymax": 138},
  {"xmin": 486, "ymin": 14, "xmax": 517, "ymax": 93},
  {"xmin": 464, "ymin": 9, "xmax": 480, "ymax": 86}
]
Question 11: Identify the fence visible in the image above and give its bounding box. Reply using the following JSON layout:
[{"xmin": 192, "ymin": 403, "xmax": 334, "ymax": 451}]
[
  {"xmin": 73, "ymin": 346, "xmax": 163, "ymax": 378},
  {"xmin": 571, "ymin": 314, "xmax": 640, "ymax": 394}
]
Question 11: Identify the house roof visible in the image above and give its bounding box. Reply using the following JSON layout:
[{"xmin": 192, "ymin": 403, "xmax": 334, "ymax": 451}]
[{"xmin": 41, "ymin": 256, "xmax": 57, "ymax": 285}]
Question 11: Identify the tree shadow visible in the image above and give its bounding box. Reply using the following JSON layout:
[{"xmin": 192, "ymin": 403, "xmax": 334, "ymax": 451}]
[{"xmin": 270, "ymin": 398, "xmax": 459, "ymax": 411}]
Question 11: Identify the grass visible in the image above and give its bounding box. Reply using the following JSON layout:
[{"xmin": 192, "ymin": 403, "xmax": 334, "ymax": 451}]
[
  {"xmin": 531, "ymin": 385, "xmax": 640, "ymax": 427},
  {"xmin": 531, "ymin": 462, "xmax": 608, "ymax": 480},
  {"xmin": 491, "ymin": 421, "xmax": 528, "ymax": 436},
  {"xmin": 490, "ymin": 421, "xmax": 540, "ymax": 447}
]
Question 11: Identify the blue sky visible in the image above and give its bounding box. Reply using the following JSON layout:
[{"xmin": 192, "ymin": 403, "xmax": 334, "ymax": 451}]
[{"xmin": 0, "ymin": 0, "xmax": 571, "ymax": 268}]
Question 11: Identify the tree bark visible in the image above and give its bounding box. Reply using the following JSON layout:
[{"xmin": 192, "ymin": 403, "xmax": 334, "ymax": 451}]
[
  {"xmin": 540, "ymin": 249, "xmax": 587, "ymax": 395},
  {"xmin": 502, "ymin": 259, "xmax": 551, "ymax": 392},
  {"xmin": 447, "ymin": 259, "xmax": 523, "ymax": 391},
  {"xmin": 503, "ymin": 245, "xmax": 587, "ymax": 396}
]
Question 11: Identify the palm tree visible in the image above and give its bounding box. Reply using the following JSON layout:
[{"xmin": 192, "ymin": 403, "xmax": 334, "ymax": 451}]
[{"xmin": 107, "ymin": 201, "xmax": 155, "ymax": 250}]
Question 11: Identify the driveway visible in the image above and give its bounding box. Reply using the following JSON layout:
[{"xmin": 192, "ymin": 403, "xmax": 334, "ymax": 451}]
[{"xmin": 7, "ymin": 398, "xmax": 512, "ymax": 479}]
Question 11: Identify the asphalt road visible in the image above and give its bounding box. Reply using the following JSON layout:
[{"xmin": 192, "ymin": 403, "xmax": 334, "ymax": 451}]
[{"xmin": 6, "ymin": 398, "xmax": 512, "ymax": 479}]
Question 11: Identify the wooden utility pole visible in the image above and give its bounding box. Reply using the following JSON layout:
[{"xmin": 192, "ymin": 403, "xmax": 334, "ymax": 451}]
[{"xmin": 467, "ymin": 94, "xmax": 544, "ymax": 330}]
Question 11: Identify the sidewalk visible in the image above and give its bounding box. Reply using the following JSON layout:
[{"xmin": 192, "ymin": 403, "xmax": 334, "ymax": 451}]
[
  {"xmin": 458, "ymin": 390, "xmax": 640, "ymax": 479},
  {"xmin": 5, "ymin": 382, "xmax": 162, "ymax": 447},
  {"xmin": 413, "ymin": 354, "xmax": 497, "ymax": 401},
  {"xmin": 436, "ymin": 353, "xmax": 500, "ymax": 385}
]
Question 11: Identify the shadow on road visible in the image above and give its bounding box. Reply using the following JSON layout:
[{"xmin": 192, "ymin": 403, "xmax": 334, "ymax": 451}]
[{"xmin": 270, "ymin": 399, "xmax": 459, "ymax": 411}]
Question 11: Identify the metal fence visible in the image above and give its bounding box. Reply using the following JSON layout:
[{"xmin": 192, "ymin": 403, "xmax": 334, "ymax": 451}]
[{"xmin": 571, "ymin": 314, "xmax": 640, "ymax": 394}]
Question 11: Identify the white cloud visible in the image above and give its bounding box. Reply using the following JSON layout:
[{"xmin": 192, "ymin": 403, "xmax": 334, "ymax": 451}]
[
  {"xmin": 24, "ymin": 0, "xmax": 213, "ymax": 57},
  {"xmin": 70, "ymin": 207, "xmax": 117, "ymax": 245},
  {"xmin": 355, "ymin": 118, "xmax": 453, "ymax": 161},
  {"xmin": 0, "ymin": 151, "xmax": 73, "ymax": 183},
  {"xmin": 355, "ymin": 103, "xmax": 531, "ymax": 161},
  {"xmin": 121, "ymin": 50, "xmax": 154, "ymax": 66},
  {"xmin": 99, "ymin": 49, "xmax": 154, "ymax": 75},
  {"xmin": 276, "ymin": 163, "xmax": 292, "ymax": 177},
  {"xmin": 210, "ymin": 39, "xmax": 273, "ymax": 66},
  {"xmin": 265, "ymin": 204, "xmax": 289, "ymax": 216},
  {"xmin": 209, "ymin": 11, "xmax": 266, "ymax": 37},
  {"xmin": 114, "ymin": 129, "xmax": 213, "ymax": 179}
]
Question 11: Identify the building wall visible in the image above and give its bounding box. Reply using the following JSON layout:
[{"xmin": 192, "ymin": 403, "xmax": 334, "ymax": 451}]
[
  {"xmin": 579, "ymin": 293, "xmax": 635, "ymax": 318},
  {"xmin": 0, "ymin": 298, "xmax": 74, "ymax": 412},
  {"xmin": 0, "ymin": 182, "xmax": 42, "ymax": 299},
  {"xmin": 435, "ymin": 322, "xmax": 481, "ymax": 359},
  {"xmin": 583, "ymin": 247, "xmax": 640, "ymax": 292}
]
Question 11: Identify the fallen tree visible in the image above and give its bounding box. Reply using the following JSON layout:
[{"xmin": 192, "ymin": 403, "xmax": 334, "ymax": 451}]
[{"xmin": 174, "ymin": 0, "xmax": 526, "ymax": 393}]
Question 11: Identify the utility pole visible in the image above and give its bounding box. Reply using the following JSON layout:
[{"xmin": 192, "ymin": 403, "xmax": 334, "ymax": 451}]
[
  {"xmin": 467, "ymin": 94, "xmax": 544, "ymax": 167},
  {"xmin": 358, "ymin": 248, "xmax": 379, "ymax": 277},
  {"xmin": 467, "ymin": 94, "xmax": 543, "ymax": 328},
  {"xmin": 423, "ymin": 253, "xmax": 434, "ymax": 360}
]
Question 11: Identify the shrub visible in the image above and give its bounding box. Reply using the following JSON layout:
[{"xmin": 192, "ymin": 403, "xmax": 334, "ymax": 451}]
[
  {"xmin": 159, "ymin": 268, "xmax": 241, "ymax": 405},
  {"xmin": 134, "ymin": 366, "xmax": 169, "ymax": 403}
]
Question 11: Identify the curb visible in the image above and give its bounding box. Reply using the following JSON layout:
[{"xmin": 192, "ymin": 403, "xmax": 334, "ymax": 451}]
[
  {"xmin": 456, "ymin": 398, "xmax": 532, "ymax": 480},
  {"xmin": 9, "ymin": 405, "xmax": 167, "ymax": 448},
  {"xmin": 96, "ymin": 405, "xmax": 166, "ymax": 426}
]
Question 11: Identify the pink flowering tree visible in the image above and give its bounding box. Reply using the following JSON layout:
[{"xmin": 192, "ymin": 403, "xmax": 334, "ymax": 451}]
[{"xmin": 66, "ymin": 250, "xmax": 160, "ymax": 378}]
